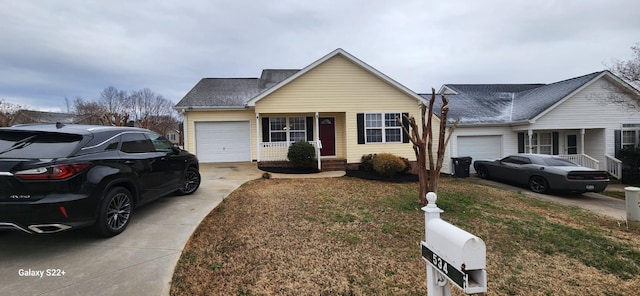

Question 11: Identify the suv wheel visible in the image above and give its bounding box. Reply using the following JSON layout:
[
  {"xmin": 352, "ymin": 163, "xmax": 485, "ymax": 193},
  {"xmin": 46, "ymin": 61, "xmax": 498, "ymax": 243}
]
[
  {"xmin": 176, "ymin": 167, "xmax": 201, "ymax": 195},
  {"xmin": 95, "ymin": 187, "xmax": 133, "ymax": 237}
]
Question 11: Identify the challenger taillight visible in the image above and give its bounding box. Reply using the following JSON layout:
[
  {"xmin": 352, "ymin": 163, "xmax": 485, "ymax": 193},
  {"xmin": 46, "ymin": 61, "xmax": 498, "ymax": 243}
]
[{"xmin": 15, "ymin": 163, "xmax": 91, "ymax": 180}]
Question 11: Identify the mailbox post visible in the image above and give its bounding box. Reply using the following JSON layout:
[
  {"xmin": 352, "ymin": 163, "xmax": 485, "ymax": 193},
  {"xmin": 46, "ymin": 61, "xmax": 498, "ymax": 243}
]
[{"xmin": 421, "ymin": 192, "xmax": 487, "ymax": 295}]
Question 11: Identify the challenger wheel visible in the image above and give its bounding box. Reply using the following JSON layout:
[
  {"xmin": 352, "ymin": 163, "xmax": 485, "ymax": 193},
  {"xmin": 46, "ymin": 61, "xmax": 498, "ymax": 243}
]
[
  {"xmin": 95, "ymin": 187, "xmax": 133, "ymax": 237},
  {"xmin": 476, "ymin": 166, "xmax": 490, "ymax": 179},
  {"xmin": 529, "ymin": 176, "xmax": 549, "ymax": 194}
]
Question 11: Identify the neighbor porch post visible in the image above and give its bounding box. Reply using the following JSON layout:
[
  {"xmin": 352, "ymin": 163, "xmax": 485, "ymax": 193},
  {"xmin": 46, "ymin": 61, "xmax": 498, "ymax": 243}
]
[
  {"xmin": 315, "ymin": 112, "xmax": 321, "ymax": 170},
  {"xmin": 256, "ymin": 113, "xmax": 260, "ymax": 162},
  {"xmin": 527, "ymin": 129, "xmax": 533, "ymax": 153},
  {"xmin": 580, "ymin": 128, "xmax": 585, "ymax": 155}
]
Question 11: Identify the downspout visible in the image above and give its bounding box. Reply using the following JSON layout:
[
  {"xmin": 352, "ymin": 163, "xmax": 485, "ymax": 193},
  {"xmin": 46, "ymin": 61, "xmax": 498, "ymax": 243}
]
[
  {"xmin": 256, "ymin": 113, "xmax": 260, "ymax": 162},
  {"xmin": 316, "ymin": 112, "xmax": 321, "ymax": 170},
  {"xmin": 182, "ymin": 111, "xmax": 189, "ymax": 152}
]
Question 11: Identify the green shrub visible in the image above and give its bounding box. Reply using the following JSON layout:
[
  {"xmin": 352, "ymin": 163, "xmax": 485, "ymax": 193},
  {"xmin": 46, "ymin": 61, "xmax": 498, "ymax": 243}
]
[
  {"xmin": 287, "ymin": 141, "xmax": 317, "ymax": 168},
  {"xmin": 372, "ymin": 153, "xmax": 407, "ymax": 177}
]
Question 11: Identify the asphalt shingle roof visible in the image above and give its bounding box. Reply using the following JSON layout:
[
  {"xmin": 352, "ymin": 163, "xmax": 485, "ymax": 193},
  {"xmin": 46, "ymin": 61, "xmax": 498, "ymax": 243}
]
[
  {"xmin": 428, "ymin": 71, "xmax": 604, "ymax": 124},
  {"xmin": 175, "ymin": 69, "xmax": 299, "ymax": 108}
]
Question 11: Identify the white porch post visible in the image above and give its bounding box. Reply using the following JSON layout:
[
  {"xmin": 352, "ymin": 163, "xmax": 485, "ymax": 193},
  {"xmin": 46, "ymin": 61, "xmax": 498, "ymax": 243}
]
[
  {"xmin": 527, "ymin": 129, "xmax": 533, "ymax": 153},
  {"xmin": 256, "ymin": 113, "xmax": 260, "ymax": 162},
  {"xmin": 580, "ymin": 128, "xmax": 585, "ymax": 155},
  {"xmin": 315, "ymin": 112, "xmax": 321, "ymax": 170}
]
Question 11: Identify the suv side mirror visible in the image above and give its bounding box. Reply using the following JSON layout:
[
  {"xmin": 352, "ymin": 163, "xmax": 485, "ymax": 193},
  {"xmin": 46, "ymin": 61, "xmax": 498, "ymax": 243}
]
[{"xmin": 172, "ymin": 144, "xmax": 181, "ymax": 154}]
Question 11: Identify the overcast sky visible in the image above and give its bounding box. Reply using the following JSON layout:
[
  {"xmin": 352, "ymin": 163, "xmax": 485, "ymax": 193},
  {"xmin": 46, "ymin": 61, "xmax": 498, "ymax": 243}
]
[{"xmin": 1, "ymin": 0, "xmax": 639, "ymax": 111}]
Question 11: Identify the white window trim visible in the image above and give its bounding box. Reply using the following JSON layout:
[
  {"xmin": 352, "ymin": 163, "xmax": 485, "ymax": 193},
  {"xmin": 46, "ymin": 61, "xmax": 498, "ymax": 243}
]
[
  {"xmin": 525, "ymin": 132, "xmax": 552, "ymax": 154},
  {"xmin": 364, "ymin": 112, "xmax": 402, "ymax": 144},
  {"xmin": 269, "ymin": 117, "xmax": 307, "ymax": 143}
]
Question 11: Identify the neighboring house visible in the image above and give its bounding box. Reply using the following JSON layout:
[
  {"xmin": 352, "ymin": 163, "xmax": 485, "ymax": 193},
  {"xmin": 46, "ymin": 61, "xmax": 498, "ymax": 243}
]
[
  {"xmin": 165, "ymin": 123, "xmax": 182, "ymax": 145},
  {"xmin": 433, "ymin": 70, "xmax": 640, "ymax": 179},
  {"xmin": 10, "ymin": 110, "xmax": 83, "ymax": 125},
  {"xmin": 175, "ymin": 48, "xmax": 440, "ymax": 170}
]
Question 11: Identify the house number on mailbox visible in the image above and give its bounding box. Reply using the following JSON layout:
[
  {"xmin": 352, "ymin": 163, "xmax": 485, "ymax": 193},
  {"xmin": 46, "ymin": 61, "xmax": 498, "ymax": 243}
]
[{"xmin": 432, "ymin": 253, "xmax": 449, "ymax": 274}]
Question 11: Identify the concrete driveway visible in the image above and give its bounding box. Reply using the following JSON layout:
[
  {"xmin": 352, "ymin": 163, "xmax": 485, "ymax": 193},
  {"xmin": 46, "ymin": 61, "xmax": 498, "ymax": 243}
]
[
  {"xmin": 469, "ymin": 177, "xmax": 627, "ymax": 220},
  {"xmin": 0, "ymin": 162, "xmax": 262, "ymax": 296}
]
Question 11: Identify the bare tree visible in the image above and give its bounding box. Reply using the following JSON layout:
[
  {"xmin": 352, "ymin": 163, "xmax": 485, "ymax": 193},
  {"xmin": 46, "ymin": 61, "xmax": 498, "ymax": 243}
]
[
  {"xmin": 602, "ymin": 43, "xmax": 640, "ymax": 108},
  {"xmin": 73, "ymin": 97, "xmax": 106, "ymax": 125},
  {"xmin": 610, "ymin": 43, "xmax": 640, "ymax": 84},
  {"xmin": 130, "ymin": 88, "xmax": 178, "ymax": 135},
  {"xmin": 0, "ymin": 99, "xmax": 23, "ymax": 127},
  {"xmin": 401, "ymin": 89, "xmax": 457, "ymax": 206},
  {"xmin": 99, "ymin": 86, "xmax": 131, "ymax": 126}
]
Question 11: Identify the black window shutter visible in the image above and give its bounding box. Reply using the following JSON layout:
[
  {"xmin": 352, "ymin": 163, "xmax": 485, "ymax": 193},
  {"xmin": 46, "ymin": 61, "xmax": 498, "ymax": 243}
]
[
  {"xmin": 614, "ymin": 129, "xmax": 621, "ymax": 158},
  {"xmin": 306, "ymin": 117, "xmax": 314, "ymax": 141},
  {"xmin": 261, "ymin": 117, "xmax": 270, "ymax": 142},
  {"xmin": 357, "ymin": 113, "xmax": 365, "ymax": 144},
  {"xmin": 401, "ymin": 113, "xmax": 410, "ymax": 143},
  {"xmin": 517, "ymin": 132, "xmax": 525, "ymax": 153},
  {"xmin": 552, "ymin": 132, "xmax": 559, "ymax": 155}
]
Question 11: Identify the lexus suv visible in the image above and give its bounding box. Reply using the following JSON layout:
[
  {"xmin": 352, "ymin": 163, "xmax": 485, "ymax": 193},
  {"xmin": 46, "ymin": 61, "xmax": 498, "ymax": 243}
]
[{"xmin": 0, "ymin": 124, "xmax": 200, "ymax": 237}]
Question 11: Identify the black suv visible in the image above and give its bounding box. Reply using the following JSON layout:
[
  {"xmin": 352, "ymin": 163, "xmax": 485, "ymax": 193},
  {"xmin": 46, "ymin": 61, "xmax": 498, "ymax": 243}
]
[{"xmin": 0, "ymin": 124, "xmax": 200, "ymax": 237}]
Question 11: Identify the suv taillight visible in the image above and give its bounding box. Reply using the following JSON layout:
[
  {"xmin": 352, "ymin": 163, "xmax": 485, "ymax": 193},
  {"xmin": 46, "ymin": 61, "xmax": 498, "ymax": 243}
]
[{"xmin": 15, "ymin": 163, "xmax": 91, "ymax": 180}]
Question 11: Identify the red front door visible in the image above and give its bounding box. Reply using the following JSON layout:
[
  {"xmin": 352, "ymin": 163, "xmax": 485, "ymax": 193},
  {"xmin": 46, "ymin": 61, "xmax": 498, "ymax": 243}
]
[{"xmin": 319, "ymin": 117, "xmax": 335, "ymax": 156}]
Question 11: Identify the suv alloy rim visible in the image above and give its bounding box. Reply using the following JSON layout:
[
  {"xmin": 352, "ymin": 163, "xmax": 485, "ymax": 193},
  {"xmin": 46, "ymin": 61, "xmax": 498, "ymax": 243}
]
[{"xmin": 106, "ymin": 193, "xmax": 131, "ymax": 230}]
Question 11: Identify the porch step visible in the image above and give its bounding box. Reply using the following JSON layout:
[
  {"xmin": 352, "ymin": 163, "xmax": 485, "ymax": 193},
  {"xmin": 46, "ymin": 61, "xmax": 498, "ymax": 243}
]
[{"xmin": 321, "ymin": 159, "xmax": 347, "ymax": 171}]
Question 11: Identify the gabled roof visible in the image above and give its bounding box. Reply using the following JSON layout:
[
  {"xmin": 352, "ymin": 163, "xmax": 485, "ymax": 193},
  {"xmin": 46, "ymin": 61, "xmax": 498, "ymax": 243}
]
[
  {"xmin": 428, "ymin": 71, "xmax": 638, "ymax": 125},
  {"xmin": 175, "ymin": 48, "xmax": 424, "ymax": 110}
]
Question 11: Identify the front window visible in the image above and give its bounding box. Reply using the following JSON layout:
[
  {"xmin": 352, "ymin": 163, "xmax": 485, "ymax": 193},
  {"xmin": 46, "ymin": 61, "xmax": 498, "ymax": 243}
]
[
  {"xmin": 269, "ymin": 117, "xmax": 306, "ymax": 142},
  {"xmin": 365, "ymin": 113, "xmax": 402, "ymax": 143},
  {"xmin": 525, "ymin": 132, "xmax": 552, "ymax": 154},
  {"xmin": 622, "ymin": 130, "xmax": 637, "ymax": 149}
]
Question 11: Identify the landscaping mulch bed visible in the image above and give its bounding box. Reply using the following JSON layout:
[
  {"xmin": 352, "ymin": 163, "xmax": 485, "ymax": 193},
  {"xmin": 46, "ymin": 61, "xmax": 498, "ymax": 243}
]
[
  {"xmin": 258, "ymin": 166, "xmax": 319, "ymax": 174},
  {"xmin": 345, "ymin": 169, "xmax": 419, "ymax": 182}
]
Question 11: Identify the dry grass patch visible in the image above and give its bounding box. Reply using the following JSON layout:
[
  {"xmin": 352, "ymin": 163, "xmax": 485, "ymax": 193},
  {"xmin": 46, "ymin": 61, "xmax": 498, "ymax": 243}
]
[{"xmin": 171, "ymin": 177, "xmax": 640, "ymax": 296}]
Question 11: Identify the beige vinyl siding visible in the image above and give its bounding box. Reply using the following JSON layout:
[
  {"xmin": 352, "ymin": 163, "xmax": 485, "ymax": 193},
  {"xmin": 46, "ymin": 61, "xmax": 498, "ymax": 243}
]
[
  {"xmin": 255, "ymin": 54, "xmax": 433, "ymax": 163},
  {"xmin": 184, "ymin": 110, "xmax": 256, "ymax": 159},
  {"xmin": 255, "ymin": 55, "xmax": 420, "ymax": 113}
]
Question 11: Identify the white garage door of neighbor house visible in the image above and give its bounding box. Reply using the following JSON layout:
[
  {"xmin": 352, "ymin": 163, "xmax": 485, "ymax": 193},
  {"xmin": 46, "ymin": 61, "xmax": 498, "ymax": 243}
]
[
  {"xmin": 195, "ymin": 121, "xmax": 251, "ymax": 162},
  {"xmin": 457, "ymin": 135, "xmax": 502, "ymax": 173}
]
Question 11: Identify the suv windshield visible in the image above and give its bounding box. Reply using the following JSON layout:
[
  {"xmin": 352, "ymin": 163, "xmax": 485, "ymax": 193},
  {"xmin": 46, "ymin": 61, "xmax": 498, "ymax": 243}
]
[{"xmin": 0, "ymin": 131, "xmax": 83, "ymax": 159}]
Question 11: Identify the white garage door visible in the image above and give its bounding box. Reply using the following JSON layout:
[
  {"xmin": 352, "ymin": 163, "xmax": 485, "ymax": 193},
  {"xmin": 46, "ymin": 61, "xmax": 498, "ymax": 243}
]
[
  {"xmin": 457, "ymin": 135, "xmax": 502, "ymax": 173},
  {"xmin": 195, "ymin": 121, "xmax": 251, "ymax": 162}
]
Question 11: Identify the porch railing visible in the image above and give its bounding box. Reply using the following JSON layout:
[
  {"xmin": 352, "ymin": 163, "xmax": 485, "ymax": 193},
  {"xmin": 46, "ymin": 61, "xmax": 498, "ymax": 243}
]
[
  {"xmin": 558, "ymin": 154, "xmax": 599, "ymax": 170},
  {"xmin": 259, "ymin": 141, "xmax": 319, "ymax": 161},
  {"xmin": 605, "ymin": 154, "xmax": 622, "ymax": 180}
]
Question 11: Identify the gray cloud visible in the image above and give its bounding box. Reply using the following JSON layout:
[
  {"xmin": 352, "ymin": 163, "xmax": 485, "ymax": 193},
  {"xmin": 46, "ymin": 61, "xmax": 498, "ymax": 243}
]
[{"xmin": 0, "ymin": 0, "xmax": 638, "ymax": 110}]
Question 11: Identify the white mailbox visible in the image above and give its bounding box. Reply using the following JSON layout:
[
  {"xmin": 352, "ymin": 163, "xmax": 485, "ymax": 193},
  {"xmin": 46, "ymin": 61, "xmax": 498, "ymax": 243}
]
[{"xmin": 421, "ymin": 192, "xmax": 487, "ymax": 295}]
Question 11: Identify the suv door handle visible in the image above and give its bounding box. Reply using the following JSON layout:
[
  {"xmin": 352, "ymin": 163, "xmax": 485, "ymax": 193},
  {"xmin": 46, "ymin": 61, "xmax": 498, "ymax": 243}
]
[{"xmin": 124, "ymin": 160, "xmax": 135, "ymax": 165}]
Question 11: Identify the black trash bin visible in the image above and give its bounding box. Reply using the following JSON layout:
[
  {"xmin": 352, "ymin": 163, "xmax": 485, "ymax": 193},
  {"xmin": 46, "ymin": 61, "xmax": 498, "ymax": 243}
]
[{"xmin": 451, "ymin": 156, "xmax": 472, "ymax": 178}]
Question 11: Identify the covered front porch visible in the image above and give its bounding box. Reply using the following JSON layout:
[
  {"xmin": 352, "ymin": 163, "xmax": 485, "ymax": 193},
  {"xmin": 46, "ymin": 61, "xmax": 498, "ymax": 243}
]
[
  {"xmin": 519, "ymin": 128, "xmax": 622, "ymax": 179},
  {"xmin": 255, "ymin": 112, "xmax": 346, "ymax": 171}
]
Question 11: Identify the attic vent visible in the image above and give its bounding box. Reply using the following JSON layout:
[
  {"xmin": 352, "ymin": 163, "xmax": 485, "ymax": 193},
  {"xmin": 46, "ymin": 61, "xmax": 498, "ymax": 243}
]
[{"xmin": 498, "ymin": 92, "xmax": 512, "ymax": 99}]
